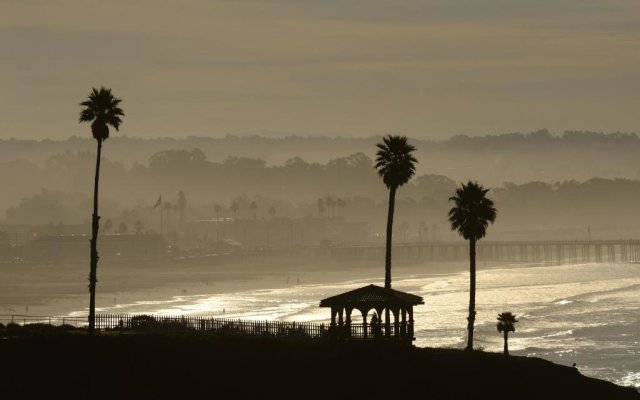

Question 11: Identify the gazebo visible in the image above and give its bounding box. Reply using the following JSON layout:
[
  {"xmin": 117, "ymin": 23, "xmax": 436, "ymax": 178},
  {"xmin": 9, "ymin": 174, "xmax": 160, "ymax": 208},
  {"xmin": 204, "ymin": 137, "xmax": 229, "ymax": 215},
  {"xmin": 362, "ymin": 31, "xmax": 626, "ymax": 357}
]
[{"xmin": 319, "ymin": 284, "xmax": 424, "ymax": 342}]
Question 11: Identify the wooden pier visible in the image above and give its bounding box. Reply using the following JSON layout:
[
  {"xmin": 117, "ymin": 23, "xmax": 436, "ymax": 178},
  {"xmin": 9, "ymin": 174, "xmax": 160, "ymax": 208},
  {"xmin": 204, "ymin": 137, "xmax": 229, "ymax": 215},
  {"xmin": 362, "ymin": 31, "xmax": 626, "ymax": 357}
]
[{"xmin": 314, "ymin": 240, "xmax": 640, "ymax": 264}]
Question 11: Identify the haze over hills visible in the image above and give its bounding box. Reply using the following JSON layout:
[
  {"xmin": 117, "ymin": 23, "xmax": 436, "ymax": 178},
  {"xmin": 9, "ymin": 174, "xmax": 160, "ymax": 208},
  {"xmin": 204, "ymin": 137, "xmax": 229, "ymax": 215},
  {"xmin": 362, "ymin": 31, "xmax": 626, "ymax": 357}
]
[
  {"xmin": 2, "ymin": 130, "xmax": 640, "ymax": 242},
  {"xmin": 1, "ymin": 129, "xmax": 639, "ymax": 185}
]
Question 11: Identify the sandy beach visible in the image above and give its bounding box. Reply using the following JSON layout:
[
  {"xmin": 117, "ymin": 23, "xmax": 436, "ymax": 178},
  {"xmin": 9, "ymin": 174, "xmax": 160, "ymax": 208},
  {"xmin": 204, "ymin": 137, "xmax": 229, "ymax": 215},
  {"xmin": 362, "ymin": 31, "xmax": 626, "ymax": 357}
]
[{"xmin": 0, "ymin": 255, "xmax": 470, "ymax": 320}]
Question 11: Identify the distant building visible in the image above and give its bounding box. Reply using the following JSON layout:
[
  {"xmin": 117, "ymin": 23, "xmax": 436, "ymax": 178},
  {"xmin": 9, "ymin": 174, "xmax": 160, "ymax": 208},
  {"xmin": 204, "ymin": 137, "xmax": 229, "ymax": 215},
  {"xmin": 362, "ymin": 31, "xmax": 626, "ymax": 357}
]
[
  {"xmin": 0, "ymin": 231, "xmax": 10, "ymax": 261},
  {"xmin": 186, "ymin": 216, "xmax": 370, "ymax": 250}
]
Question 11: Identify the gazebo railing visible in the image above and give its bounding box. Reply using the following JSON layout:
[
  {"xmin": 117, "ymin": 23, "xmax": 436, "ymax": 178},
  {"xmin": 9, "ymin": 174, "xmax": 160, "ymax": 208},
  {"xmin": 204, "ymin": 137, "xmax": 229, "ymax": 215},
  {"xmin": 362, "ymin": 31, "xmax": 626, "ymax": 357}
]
[{"xmin": 328, "ymin": 323, "xmax": 413, "ymax": 341}]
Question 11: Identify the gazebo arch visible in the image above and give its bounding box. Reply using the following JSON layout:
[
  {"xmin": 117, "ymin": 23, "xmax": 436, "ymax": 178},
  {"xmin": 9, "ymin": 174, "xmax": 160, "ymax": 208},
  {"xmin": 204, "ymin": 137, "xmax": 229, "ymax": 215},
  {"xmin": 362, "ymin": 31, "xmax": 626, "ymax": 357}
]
[{"xmin": 319, "ymin": 284, "xmax": 423, "ymax": 342}]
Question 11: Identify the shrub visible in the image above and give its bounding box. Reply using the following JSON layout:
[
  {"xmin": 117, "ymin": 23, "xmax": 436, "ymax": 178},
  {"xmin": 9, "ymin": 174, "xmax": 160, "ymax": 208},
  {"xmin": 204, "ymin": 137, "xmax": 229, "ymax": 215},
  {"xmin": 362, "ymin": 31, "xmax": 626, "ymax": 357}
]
[{"xmin": 129, "ymin": 315, "xmax": 158, "ymax": 331}]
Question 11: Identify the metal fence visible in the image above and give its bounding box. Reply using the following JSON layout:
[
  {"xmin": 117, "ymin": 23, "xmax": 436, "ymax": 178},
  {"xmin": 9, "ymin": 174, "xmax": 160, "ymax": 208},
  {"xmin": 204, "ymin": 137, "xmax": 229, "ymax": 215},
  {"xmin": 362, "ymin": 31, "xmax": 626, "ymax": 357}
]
[
  {"xmin": 95, "ymin": 314, "xmax": 328, "ymax": 338},
  {"xmin": 1, "ymin": 313, "xmax": 411, "ymax": 341},
  {"xmin": 0, "ymin": 314, "xmax": 86, "ymax": 327}
]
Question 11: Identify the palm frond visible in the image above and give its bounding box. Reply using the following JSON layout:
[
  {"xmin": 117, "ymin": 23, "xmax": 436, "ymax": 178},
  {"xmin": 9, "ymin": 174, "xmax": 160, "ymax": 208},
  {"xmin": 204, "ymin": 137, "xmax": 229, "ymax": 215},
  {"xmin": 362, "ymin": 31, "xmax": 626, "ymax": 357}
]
[
  {"xmin": 497, "ymin": 312, "xmax": 518, "ymax": 332},
  {"xmin": 78, "ymin": 86, "xmax": 124, "ymax": 138},
  {"xmin": 448, "ymin": 181, "xmax": 497, "ymax": 241},
  {"xmin": 374, "ymin": 135, "xmax": 418, "ymax": 189}
]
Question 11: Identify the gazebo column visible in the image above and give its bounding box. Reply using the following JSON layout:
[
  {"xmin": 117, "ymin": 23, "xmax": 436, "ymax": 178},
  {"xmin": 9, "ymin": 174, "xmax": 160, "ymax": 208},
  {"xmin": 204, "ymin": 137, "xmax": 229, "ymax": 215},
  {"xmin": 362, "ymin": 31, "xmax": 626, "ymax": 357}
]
[
  {"xmin": 361, "ymin": 309, "xmax": 368, "ymax": 339},
  {"xmin": 320, "ymin": 285, "xmax": 423, "ymax": 343},
  {"xmin": 401, "ymin": 309, "xmax": 407, "ymax": 337},
  {"xmin": 393, "ymin": 308, "xmax": 400, "ymax": 338},
  {"xmin": 374, "ymin": 307, "xmax": 384, "ymax": 338},
  {"xmin": 345, "ymin": 307, "xmax": 353, "ymax": 337},
  {"xmin": 384, "ymin": 308, "xmax": 391, "ymax": 337},
  {"xmin": 408, "ymin": 306, "xmax": 415, "ymax": 339}
]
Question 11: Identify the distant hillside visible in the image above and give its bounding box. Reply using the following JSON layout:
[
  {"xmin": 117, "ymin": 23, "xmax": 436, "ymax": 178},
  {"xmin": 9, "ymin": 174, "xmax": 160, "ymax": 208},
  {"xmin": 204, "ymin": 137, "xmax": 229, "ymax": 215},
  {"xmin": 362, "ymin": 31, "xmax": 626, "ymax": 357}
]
[
  {"xmin": 3, "ymin": 146, "xmax": 640, "ymax": 240},
  {"xmin": 1, "ymin": 129, "xmax": 640, "ymax": 185}
]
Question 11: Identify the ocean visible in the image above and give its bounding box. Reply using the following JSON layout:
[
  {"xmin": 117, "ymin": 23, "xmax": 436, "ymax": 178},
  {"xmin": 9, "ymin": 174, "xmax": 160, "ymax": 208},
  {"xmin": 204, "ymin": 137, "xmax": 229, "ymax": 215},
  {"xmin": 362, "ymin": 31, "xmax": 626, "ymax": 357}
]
[{"xmin": 87, "ymin": 262, "xmax": 640, "ymax": 389}]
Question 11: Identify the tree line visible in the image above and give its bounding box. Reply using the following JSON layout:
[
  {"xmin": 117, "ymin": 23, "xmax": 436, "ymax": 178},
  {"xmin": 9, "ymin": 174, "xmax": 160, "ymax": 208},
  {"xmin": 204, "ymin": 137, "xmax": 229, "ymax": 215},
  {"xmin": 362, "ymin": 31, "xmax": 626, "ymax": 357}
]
[
  {"xmin": 4, "ymin": 154, "xmax": 640, "ymax": 239},
  {"xmin": 2, "ymin": 129, "xmax": 640, "ymax": 186}
]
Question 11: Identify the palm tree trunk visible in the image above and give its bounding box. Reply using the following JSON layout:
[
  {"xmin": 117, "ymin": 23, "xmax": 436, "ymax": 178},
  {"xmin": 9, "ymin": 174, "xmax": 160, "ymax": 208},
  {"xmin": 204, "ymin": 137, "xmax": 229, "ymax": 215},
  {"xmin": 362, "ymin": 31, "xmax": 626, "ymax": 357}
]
[
  {"xmin": 504, "ymin": 331, "xmax": 509, "ymax": 356},
  {"xmin": 466, "ymin": 238, "xmax": 476, "ymax": 351},
  {"xmin": 384, "ymin": 186, "xmax": 396, "ymax": 289},
  {"xmin": 88, "ymin": 139, "xmax": 102, "ymax": 333}
]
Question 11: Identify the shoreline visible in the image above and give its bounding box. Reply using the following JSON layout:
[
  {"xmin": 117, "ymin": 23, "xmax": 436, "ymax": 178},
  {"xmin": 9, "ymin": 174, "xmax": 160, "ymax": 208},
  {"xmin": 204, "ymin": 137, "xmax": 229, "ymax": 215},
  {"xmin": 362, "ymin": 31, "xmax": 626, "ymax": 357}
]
[
  {"xmin": 0, "ymin": 257, "xmax": 603, "ymax": 320},
  {"xmin": 2, "ymin": 259, "xmax": 638, "ymax": 391},
  {"xmin": 0, "ymin": 257, "xmax": 475, "ymax": 319}
]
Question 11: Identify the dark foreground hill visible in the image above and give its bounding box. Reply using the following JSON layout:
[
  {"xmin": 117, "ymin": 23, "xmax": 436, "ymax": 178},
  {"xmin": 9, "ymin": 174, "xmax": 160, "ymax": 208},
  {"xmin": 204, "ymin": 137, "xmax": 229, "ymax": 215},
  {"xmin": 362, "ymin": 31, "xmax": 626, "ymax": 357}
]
[{"xmin": 0, "ymin": 334, "xmax": 637, "ymax": 400}]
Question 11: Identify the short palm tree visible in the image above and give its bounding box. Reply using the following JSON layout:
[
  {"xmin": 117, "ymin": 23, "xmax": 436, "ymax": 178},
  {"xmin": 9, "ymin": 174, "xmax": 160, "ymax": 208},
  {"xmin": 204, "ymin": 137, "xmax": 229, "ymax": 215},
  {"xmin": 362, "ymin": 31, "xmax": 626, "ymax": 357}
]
[
  {"xmin": 79, "ymin": 86, "xmax": 124, "ymax": 333},
  {"xmin": 448, "ymin": 181, "xmax": 496, "ymax": 351},
  {"xmin": 497, "ymin": 312, "xmax": 518, "ymax": 356},
  {"xmin": 375, "ymin": 135, "xmax": 417, "ymax": 289}
]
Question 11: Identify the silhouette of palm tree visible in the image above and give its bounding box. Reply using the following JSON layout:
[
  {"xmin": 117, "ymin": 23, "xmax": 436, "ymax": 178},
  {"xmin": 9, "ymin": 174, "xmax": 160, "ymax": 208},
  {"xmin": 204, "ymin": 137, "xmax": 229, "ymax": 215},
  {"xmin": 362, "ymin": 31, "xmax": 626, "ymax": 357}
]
[
  {"xmin": 134, "ymin": 220, "xmax": 144, "ymax": 234},
  {"xmin": 336, "ymin": 198, "xmax": 346, "ymax": 217},
  {"xmin": 448, "ymin": 181, "xmax": 496, "ymax": 351},
  {"xmin": 399, "ymin": 221, "xmax": 410, "ymax": 242},
  {"xmin": 497, "ymin": 312, "xmax": 518, "ymax": 356},
  {"xmin": 317, "ymin": 198, "xmax": 325, "ymax": 218},
  {"xmin": 79, "ymin": 86, "xmax": 124, "ymax": 333},
  {"xmin": 250, "ymin": 201, "xmax": 258, "ymax": 219},
  {"xmin": 177, "ymin": 191, "xmax": 187, "ymax": 221},
  {"xmin": 117, "ymin": 221, "xmax": 128, "ymax": 234},
  {"xmin": 419, "ymin": 221, "xmax": 428, "ymax": 241},
  {"xmin": 375, "ymin": 135, "xmax": 417, "ymax": 289},
  {"xmin": 231, "ymin": 201, "xmax": 239, "ymax": 220}
]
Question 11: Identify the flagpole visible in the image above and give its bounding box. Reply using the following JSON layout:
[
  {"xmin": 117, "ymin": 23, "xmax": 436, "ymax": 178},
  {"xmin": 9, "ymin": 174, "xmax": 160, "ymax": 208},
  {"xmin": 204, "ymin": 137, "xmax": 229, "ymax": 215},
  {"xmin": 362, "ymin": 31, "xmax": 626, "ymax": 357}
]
[{"xmin": 155, "ymin": 195, "xmax": 163, "ymax": 236}]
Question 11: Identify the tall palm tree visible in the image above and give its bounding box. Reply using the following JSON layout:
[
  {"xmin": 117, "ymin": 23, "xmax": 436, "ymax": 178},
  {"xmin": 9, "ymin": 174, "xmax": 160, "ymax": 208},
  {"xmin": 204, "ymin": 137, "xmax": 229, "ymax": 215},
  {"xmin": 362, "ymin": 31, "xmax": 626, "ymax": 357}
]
[
  {"xmin": 79, "ymin": 86, "xmax": 124, "ymax": 333},
  {"xmin": 448, "ymin": 181, "xmax": 497, "ymax": 351},
  {"xmin": 375, "ymin": 135, "xmax": 417, "ymax": 289},
  {"xmin": 497, "ymin": 312, "xmax": 518, "ymax": 356}
]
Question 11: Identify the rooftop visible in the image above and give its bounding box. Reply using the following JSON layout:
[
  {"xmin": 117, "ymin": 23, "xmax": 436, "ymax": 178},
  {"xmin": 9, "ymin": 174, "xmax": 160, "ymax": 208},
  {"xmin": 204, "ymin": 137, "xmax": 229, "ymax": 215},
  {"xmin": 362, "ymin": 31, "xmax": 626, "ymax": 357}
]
[{"xmin": 319, "ymin": 284, "xmax": 424, "ymax": 308}]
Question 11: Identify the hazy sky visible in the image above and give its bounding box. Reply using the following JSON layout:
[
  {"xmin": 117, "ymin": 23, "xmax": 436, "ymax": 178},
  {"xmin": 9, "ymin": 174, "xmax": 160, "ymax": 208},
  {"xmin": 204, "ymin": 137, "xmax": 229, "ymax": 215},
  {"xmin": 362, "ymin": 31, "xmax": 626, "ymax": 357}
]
[{"xmin": 1, "ymin": 0, "xmax": 639, "ymax": 140}]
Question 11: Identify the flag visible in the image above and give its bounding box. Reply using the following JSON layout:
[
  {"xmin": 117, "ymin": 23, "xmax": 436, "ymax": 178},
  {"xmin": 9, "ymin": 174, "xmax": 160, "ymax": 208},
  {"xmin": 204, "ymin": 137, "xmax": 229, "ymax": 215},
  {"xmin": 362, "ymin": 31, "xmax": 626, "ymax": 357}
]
[{"xmin": 154, "ymin": 195, "xmax": 162, "ymax": 208}]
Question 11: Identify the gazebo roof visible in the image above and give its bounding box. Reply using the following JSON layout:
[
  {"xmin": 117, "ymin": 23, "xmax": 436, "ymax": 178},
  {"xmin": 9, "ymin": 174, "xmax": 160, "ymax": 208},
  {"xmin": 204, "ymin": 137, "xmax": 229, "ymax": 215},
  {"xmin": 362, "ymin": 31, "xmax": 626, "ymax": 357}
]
[{"xmin": 319, "ymin": 284, "xmax": 424, "ymax": 308}]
